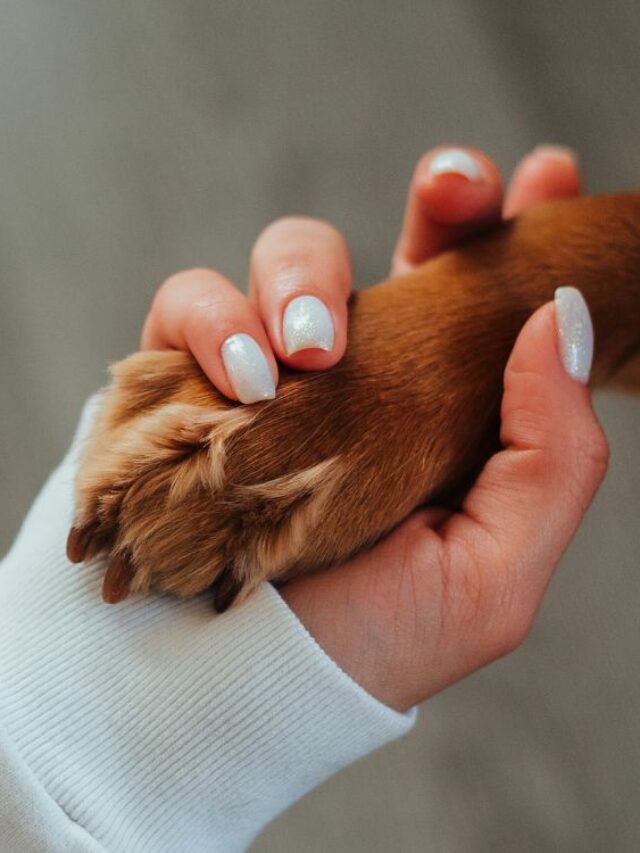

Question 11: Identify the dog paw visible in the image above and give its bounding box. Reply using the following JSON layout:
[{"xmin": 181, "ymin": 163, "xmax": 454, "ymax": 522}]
[{"xmin": 67, "ymin": 350, "xmax": 345, "ymax": 610}]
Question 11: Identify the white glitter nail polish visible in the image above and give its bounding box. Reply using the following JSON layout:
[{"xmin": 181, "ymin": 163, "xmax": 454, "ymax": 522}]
[
  {"xmin": 221, "ymin": 333, "xmax": 276, "ymax": 404},
  {"xmin": 428, "ymin": 149, "xmax": 483, "ymax": 182},
  {"xmin": 554, "ymin": 286, "xmax": 594, "ymax": 384},
  {"xmin": 283, "ymin": 295, "xmax": 335, "ymax": 355}
]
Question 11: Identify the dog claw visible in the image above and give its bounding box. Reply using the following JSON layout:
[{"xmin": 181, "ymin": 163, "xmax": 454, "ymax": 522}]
[
  {"xmin": 67, "ymin": 522, "xmax": 110, "ymax": 564},
  {"xmin": 211, "ymin": 570, "xmax": 243, "ymax": 613},
  {"xmin": 102, "ymin": 552, "xmax": 134, "ymax": 604},
  {"xmin": 67, "ymin": 524, "xmax": 97, "ymax": 563}
]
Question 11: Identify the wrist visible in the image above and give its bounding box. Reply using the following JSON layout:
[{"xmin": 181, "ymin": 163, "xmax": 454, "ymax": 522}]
[{"xmin": 279, "ymin": 573, "xmax": 415, "ymax": 713}]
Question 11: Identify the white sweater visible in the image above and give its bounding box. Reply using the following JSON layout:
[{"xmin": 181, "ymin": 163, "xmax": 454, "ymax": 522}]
[{"xmin": 0, "ymin": 399, "xmax": 415, "ymax": 852}]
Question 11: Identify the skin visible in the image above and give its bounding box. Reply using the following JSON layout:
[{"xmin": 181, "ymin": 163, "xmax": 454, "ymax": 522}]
[{"xmin": 141, "ymin": 145, "xmax": 608, "ymax": 712}]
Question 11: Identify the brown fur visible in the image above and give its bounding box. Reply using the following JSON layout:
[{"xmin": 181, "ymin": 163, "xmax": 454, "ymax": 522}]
[{"xmin": 67, "ymin": 192, "xmax": 640, "ymax": 610}]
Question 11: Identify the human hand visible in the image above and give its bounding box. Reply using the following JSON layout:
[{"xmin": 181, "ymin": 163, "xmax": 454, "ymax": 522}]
[
  {"xmin": 281, "ymin": 145, "xmax": 607, "ymax": 711},
  {"xmin": 141, "ymin": 144, "xmax": 606, "ymax": 713},
  {"xmin": 140, "ymin": 143, "xmax": 581, "ymax": 402}
]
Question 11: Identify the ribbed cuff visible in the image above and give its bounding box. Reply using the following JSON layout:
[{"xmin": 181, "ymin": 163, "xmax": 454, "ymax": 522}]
[
  {"xmin": 0, "ymin": 399, "xmax": 416, "ymax": 852},
  {"xmin": 0, "ymin": 722, "xmax": 105, "ymax": 853}
]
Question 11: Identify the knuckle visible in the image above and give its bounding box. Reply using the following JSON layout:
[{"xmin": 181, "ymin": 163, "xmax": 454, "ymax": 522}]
[
  {"xmin": 155, "ymin": 269, "xmax": 232, "ymax": 320},
  {"xmin": 151, "ymin": 270, "xmax": 245, "ymax": 344},
  {"xmin": 251, "ymin": 226, "xmax": 306, "ymax": 278},
  {"xmin": 251, "ymin": 218, "xmax": 351, "ymax": 299},
  {"xmin": 183, "ymin": 294, "xmax": 237, "ymax": 340}
]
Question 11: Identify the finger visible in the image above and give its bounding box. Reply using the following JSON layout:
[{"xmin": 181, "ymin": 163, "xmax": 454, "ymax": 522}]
[
  {"xmin": 391, "ymin": 146, "xmax": 504, "ymax": 275},
  {"xmin": 444, "ymin": 289, "xmax": 607, "ymax": 609},
  {"xmin": 141, "ymin": 268, "xmax": 278, "ymax": 404},
  {"xmin": 249, "ymin": 217, "xmax": 352, "ymax": 371},
  {"xmin": 503, "ymin": 145, "xmax": 581, "ymax": 218}
]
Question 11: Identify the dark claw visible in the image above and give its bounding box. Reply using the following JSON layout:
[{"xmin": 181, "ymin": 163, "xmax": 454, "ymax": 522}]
[
  {"xmin": 67, "ymin": 523, "xmax": 98, "ymax": 563},
  {"xmin": 102, "ymin": 552, "xmax": 135, "ymax": 603},
  {"xmin": 211, "ymin": 569, "xmax": 243, "ymax": 613}
]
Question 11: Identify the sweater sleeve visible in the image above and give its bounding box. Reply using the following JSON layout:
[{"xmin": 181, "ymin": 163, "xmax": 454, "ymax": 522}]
[{"xmin": 0, "ymin": 398, "xmax": 416, "ymax": 853}]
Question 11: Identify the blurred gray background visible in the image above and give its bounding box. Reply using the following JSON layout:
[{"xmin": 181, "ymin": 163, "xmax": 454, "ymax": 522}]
[{"xmin": 1, "ymin": 1, "xmax": 639, "ymax": 850}]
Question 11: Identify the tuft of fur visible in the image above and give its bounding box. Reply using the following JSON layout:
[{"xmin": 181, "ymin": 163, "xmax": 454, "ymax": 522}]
[{"xmin": 68, "ymin": 192, "xmax": 640, "ymax": 610}]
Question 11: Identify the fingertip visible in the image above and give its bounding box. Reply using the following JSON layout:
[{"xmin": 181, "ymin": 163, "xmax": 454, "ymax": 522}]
[
  {"xmin": 393, "ymin": 146, "xmax": 504, "ymax": 272},
  {"xmin": 504, "ymin": 146, "xmax": 581, "ymax": 217},
  {"xmin": 504, "ymin": 301, "xmax": 559, "ymax": 380},
  {"xmin": 278, "ymin": 293, "xmax": 347, "ymax": 370},
  {"xmin": 554, "ymin": 286, "xmax": 594, "ymax": 385},
  {"xmin": 219, "ymin": 332, "xmax": 279, "ymax": 404},
  {"xmin": 501, "ymin": 299, "xmax": 599, "ymax": 459},
  {"xmin": 139, "ymin": 268, "xmax": 282, "ymax": 405},
  {"xmin": 183, "ymin": 305, "xmax": 279, "ymax": 405},
  {"xmin": 503, "ymin": 302, "xmax": 571, "ymax": 419},
  {"xmin": 283, "ymin": 294, "xmax": 335, "ymax": 355},
  {"xmin": 507, "ymin": 290, "xmax": 593, "ymax": 390},
  {"xmin": 249, "ymin": 217, "xmax": 352, "ymax": 371},
  {"xmin": 414, "ymin": 147, "xmax": 504, "ymax": 226}
]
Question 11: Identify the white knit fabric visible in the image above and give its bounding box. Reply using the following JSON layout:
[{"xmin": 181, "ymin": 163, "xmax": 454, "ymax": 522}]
[{"xmin": 0, "ymin": 399, "xmax": 415, "ymax": 852}]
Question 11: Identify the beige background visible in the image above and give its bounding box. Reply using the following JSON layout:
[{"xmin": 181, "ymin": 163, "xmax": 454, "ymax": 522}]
[{"xmin": 1, "ymin": 2, "xmax": 639, "ymax": 850}]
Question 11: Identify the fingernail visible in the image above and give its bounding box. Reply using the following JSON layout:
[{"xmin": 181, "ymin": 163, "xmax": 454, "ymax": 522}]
[
  {"xmin": 554, "ymin": 286, "xmax": 593, "ymax": 384},
  {"xmin": 283, "ymin": 295, "xmax": 335, "ymax": 355},
  {"xmin": 221, "ymin": 333, "xmax": 276, "ymax": 403},
  {"xmin": 532, "ymin": 144, "xmax": 577, "ymax": 164},
  {"xmin": 428, "ymin": 149, "xmax": 483, "ymax": 182}
]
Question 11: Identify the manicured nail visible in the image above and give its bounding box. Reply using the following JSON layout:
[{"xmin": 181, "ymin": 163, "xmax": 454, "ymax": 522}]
[
  {"xmin": 554, "ymin": 286, "xmax": 593, "ymax": 384},
  {"xmin": 532, "ymin": 144, "xmax": 577, "ymax": 164},
  {"xmin": 283, "ymin": 295, "xmax": 335, "ymax": 355},
  {"xmin": 428, "ymin": 149, "xmax": 483, "ymax": 182},
  {"xmin": 221, "ymin": 333, "xmax": 276, "ymax": 403}
]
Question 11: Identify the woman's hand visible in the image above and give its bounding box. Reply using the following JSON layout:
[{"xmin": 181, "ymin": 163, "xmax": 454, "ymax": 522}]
[
  {"xmin": 141, "ymin": 143, "xmax": 581, "ymax": 402},
  {"xmin": 141, "ymin": 215, "xmax": 352, "ymax": 403},
  {"xmin": 141, "ymin": 144, "xmax": 605, "ymax": 713}
]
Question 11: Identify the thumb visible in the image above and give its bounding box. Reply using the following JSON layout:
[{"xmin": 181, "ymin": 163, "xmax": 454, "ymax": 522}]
[{"xmin": 453, "ymin": 287, "xmax": 609, "ymax": 587}]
